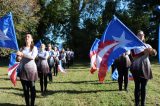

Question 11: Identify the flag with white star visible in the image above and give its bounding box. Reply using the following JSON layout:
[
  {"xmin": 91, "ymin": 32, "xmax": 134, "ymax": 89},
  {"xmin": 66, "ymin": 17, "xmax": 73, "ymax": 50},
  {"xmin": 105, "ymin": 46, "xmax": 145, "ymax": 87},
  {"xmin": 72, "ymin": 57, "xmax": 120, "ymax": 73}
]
[
  {"xmin": 0, "ymin": 12, "xmax": 19, "ymax": 50},
  {"xmin": 97, "ymin": 16, "xmax": 145, "ymax": 83}
]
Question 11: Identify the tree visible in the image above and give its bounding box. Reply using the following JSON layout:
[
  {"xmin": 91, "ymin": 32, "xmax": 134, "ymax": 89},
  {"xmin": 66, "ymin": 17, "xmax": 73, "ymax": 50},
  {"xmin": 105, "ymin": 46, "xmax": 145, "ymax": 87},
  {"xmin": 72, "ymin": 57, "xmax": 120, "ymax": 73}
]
[
  {"xmin": 0, "ymin": 0, "xmax": 40, "ymax": 46},
  {"xmin": 0, "ymin": 0, "xmax": 40, "ymax": 58},
  {"xmin": 128, "ymin": 0, "xmax": 159, "ymax": 49},
  {"xmin": 37, "ymin": 0, "xmax": 71, "ymax": 44},
  {"xmin": 37, "ymin": 0, "xmax": 100, "ymax": 59},
  {"xmin": 100, "ymin": 0, "xmax": 117, "ymax": 34}
]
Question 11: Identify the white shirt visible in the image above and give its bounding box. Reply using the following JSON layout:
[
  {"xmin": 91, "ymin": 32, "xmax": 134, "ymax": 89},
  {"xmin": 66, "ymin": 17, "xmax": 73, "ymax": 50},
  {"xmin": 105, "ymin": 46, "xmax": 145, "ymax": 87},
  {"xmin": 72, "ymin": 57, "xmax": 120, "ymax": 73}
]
[
  {"xmin": 133, "ymin": 44, "xmax": 151, "ymax": 54},
  {"xmin": 22, "ymin": 46, "xmax": 38, "ymax": 60}
]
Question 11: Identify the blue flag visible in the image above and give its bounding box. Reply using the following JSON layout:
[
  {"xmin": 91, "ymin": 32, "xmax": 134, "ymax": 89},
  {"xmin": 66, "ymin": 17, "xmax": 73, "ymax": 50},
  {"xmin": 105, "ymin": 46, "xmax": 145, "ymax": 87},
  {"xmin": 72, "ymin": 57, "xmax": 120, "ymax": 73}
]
[
  {"xmin": 9, "ymin": 53, "xmax": 17, "ymax": 67},
  {"xmin": 0, "ymin": 12, "xmax": 19, "ymax": 50},
  {"xmin": 97, "ymin": 16, "xmax": 145, "ymax": 82},
  {"xmin": 111, "ymin": 69, "xmax": 118, "ymax": 80},
  {"xmin": 35, "ymin": 40, "xmax": 42, "ymax": 48},
  {"xmin": 97, "ymin": 16, "xmax": 145, "ymax": 69},
  {"xmin": 158, "ymin": 24, "xmax": 160, "ymax": 63}
]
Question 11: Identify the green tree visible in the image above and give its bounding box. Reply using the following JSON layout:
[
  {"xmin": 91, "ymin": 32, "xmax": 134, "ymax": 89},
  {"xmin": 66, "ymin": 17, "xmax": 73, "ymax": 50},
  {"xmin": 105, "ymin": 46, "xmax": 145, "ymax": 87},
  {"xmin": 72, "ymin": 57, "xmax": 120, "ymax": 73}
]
[
  {"xmin": 127, "ymin": 0, "xmax": 159, "ymax": 50},
  {"xmin": 0, "ymin": 0, "xmax": 40, "ymax": 47},
  {"xmin": 100, "ymin": 0, "xmax": 117, "ymax": 34},
  {"xmin": 0, "ymin": 0, "xmax": 40, "ymax": 57},
  {"xmin": 37, "ymin": 0, "xmax": 98, "ymax": 59},
  {"xmin": 37, "ymin": 0, "xmax": 70, "ymax": 44}
]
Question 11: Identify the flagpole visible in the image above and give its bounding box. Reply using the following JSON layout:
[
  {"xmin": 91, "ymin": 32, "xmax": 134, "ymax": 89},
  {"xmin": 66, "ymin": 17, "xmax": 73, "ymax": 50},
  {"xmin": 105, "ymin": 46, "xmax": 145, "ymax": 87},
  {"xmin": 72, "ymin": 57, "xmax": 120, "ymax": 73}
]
[
  {"xmin": 155, "ymin": 5, "xmax": 160, "ymax": 63},
  {"xmin": 158, "ymin": 23, "xmax": 160, "ymax": 63}
]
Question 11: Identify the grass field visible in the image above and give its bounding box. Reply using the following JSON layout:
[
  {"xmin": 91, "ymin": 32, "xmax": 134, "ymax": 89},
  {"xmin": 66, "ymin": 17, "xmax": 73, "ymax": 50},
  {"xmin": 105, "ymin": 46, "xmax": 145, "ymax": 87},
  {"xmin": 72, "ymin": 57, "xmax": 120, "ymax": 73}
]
[{"xmin": 0, "ymin": 61, "xmax": 160, "ymax": 106}]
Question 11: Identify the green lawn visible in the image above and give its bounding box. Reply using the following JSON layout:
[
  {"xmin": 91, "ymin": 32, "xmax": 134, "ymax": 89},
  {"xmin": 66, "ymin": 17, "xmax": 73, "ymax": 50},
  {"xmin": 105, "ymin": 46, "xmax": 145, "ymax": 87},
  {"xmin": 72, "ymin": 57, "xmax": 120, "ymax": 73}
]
[{"xmin": 0, "ymin": 62, "xmax": 160, "ymax": 106}]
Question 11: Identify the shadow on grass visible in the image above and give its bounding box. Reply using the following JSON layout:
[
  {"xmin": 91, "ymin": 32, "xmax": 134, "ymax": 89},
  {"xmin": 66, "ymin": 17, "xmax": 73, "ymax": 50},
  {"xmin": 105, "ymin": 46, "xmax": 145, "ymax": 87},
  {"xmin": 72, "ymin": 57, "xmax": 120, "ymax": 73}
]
[
  {"xmin": 72, "ymin": 63, "xmax": 90, "ymax": 66},
  {"xmin": 0, "ymin": 87, "xmax": 23, "ymax": 91},
  {"xmin": 0, "ymin": 78, "xmax": 11, "ymax": 81},
  {"xmin": 0, "ymin": 86, "xmax": 119, "ymax": 98},
  {"xmin": 0, "ymin": 103, "xmax": 25, "ymax": 106},
  {"xmin": 53, "ymin": 80, "xmax": 117, "ymax": 84},
  {"xmin": 0, "ymin": 87, "xmax": 24, "ymax": 97},
  {"xmin": 1, "ymin": 78, "xmax": 22, "ymax": 82},
  {"xmin": 69, "ymin": 67, "xmax": 89, "ymax": 70},
  {"xmin": 0, "ymin": 73, "xmax": 8, "ymax": 76},
  {"xmin": 40, "ymin": 89, "xmax": 119, "ymax": 97}
]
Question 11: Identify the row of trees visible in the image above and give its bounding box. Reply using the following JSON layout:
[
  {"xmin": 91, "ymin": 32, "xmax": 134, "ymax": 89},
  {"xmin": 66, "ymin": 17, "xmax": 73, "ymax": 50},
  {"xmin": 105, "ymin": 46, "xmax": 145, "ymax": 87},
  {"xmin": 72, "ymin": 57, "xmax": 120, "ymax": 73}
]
[{"xmin": 0, "ymin": 0, "xmax": 159, "ymax": 59}]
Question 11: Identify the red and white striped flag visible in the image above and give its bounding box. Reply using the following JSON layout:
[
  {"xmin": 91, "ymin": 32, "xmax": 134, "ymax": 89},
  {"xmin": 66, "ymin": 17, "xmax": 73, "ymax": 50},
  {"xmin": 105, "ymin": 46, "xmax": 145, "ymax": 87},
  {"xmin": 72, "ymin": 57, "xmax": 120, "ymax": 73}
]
[
  {"xmin": 89, "ymin": 38, "xmax": 100, "ymax": 74},
  {"xmin": 58, "ymin": 60, "xmax": 66, "ymax": 73},
  {"xmin": 8, "ymin": 63, "xmax": 19, "ymax": 86},
  {"xmin": 128, "ymin": 72, "xmax": 134, "ymax": 80}
]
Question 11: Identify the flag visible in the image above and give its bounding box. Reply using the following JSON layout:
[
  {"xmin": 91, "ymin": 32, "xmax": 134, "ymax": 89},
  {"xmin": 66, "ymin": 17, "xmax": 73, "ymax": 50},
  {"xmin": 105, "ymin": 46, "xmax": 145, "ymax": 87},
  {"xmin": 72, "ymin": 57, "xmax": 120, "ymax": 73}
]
[
  {"xmin": 0, "ymin": 12, "xmax": 19, "ymax": 50},
  {"xmin": 89, "ymin": 38, "xmax": 100, "ymax": 74},
  {"xmin": 97, "ymin": 16, "xmax": 145, "ymax": 83},
  {"xmin": 8, "ymin": 53, "xmax": 17, "ymax": 67},
  {"xmin": 35, "ymin": 40, "xmax": 42, "ymax": 48},
  {"xmin": 8, "ymin": 53, "xmax": 19, "ymax": 86},
  {"xmin": 111, "ymin": 68, "xmax": 118, "ymax": 80},
  {"xmin": 158, "ymin": 23, "xmax": 160, "ymax": 63},
  {"xmin": 128, "ymin": 72, "xmax": 134, "ymax": 80},
  {"xmin": 58, "ymin": 60, "xmax": 66, "ymax": 73}
]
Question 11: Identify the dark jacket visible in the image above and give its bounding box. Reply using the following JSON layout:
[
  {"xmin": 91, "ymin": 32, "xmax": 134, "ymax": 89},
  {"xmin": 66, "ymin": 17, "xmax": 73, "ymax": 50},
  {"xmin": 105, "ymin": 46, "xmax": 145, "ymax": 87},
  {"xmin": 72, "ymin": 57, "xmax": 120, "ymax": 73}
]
[
  {"xmin": 115, "ymin": 53, "xmax": 131, "ymax": 71},
  {"xmin": 130, "ymin": 49, "xmax": 153, "ymax": 80}
]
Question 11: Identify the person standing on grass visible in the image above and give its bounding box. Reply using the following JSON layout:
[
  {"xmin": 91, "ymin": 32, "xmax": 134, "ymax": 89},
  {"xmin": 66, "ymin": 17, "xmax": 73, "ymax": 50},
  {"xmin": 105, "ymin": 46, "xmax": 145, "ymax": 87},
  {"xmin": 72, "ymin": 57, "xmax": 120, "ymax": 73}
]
[
  {"xmin": 53, "ymin": 46, "xmax": 59, "ymax": 76},
  {"xmin": 47, "ymin": 44, "xmax": 54, "ymax": 82},
  {"xmin": 130, "ymin": 30, "xmax": 157, "ymax": 106},
  {"xmin": 116, "ymin": 51, "xmax": 131, "ymax": 91},
  {"xmin": 17, "ymin": 33, "xmax": 38, "ymax": 106},
  {"xmin": 59, "ymin": 48, "xmax": 66, "ymax": 69},
  {"xmin": 70, "ymin": 49, "xmax": 74, "ymax": 65},
  {"xmin": 37, "ymin": 44, "xmax": 49, "ymax": 95},
  {"xmin": 66, "ymin": 48, "xmax": 71, "ymax": 68}
]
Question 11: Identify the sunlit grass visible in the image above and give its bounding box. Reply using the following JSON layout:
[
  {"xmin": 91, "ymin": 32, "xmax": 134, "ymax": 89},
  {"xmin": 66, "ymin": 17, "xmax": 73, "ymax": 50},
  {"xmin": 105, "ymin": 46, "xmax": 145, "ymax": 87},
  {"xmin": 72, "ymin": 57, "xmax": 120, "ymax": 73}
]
[{"xmin": 0, "ymin": 61, "xmax": 160, "ymax": 106}]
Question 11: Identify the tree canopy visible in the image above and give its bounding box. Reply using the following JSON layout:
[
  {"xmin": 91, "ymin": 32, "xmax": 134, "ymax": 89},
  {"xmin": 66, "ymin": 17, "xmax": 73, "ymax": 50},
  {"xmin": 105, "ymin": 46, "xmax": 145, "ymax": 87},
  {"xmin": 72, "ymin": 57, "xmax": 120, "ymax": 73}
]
[{"xmin": 0, "ymin": 0, "xmax": 159, "ymax": 59}]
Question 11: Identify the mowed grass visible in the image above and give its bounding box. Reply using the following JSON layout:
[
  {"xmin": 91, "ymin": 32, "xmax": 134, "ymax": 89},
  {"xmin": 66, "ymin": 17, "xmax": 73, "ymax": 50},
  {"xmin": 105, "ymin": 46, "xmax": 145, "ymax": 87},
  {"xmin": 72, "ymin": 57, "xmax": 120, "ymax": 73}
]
[{"xmin": 0, "ymin": 61, "xmax": 160, "ymax": 106}]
